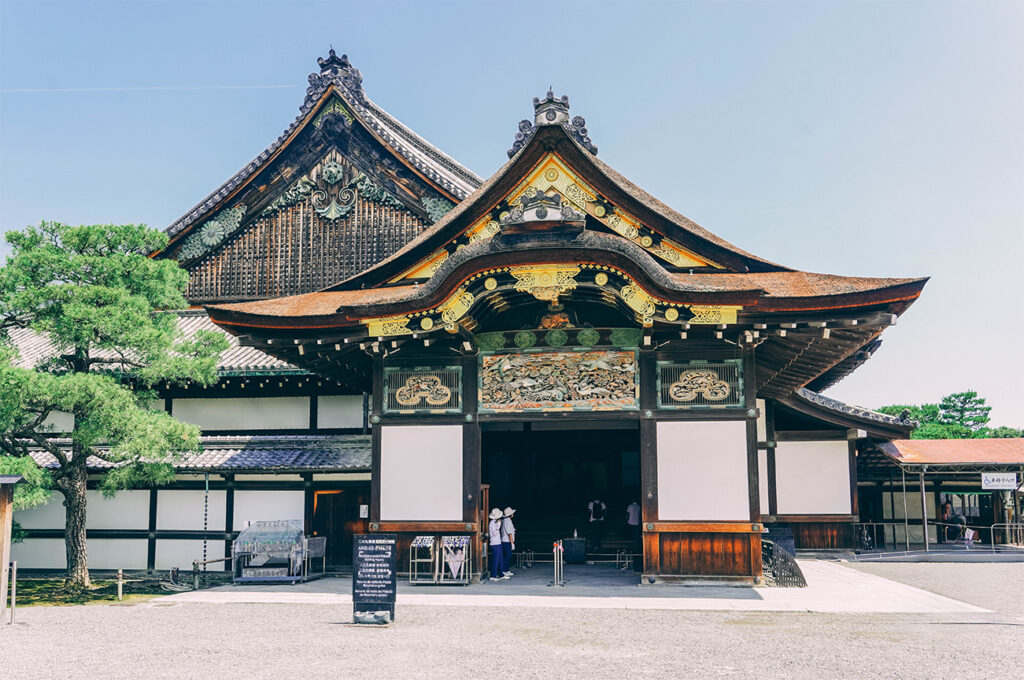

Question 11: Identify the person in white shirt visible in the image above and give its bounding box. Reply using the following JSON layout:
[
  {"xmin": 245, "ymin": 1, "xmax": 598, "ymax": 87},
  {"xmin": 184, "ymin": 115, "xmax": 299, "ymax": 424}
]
[
  {"xmin": 488, "ymin": 508, "xmax": 507, "ymax": 581},
  {"xmin": 501, "ymin": 507, "xmax": 516, "ymax": 577},
  {"xmin": 587, "ymin": 499, "xmax": 607, "ymax": 552},
  {"xmin": 626, "ymin": 500, "xmax": 642, "ymax": 547}
]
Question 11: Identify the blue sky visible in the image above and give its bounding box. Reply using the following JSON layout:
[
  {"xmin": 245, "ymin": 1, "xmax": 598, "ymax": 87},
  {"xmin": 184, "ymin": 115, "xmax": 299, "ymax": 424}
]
[{"xmin": 1, "ymin": 0, "xmax": 1021, "ymax": 425}]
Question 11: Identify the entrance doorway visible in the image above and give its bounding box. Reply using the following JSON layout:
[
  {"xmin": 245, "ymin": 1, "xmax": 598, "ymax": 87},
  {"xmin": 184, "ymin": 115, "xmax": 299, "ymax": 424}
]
[
  {"xmin": 481, "ymin": 422, "xmax": 641, "ymax": 557},
  {"xmin": 311, "ymin": 488, "xmax": 369, "ymax": 567}
]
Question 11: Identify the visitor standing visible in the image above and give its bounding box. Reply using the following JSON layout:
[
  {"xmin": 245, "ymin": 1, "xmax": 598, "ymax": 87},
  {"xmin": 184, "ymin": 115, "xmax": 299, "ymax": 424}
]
[
  {"xmin": 501, "ymin": 507, "xmax": 516, "ymax": 577},
  {"xmin": 488, "ymin": 508, "xmax": 507, "ymax": 580},
  {"xmin": 587, "ymin": 498, "xmax": 607, "ymax": 552},
  {"xmin": 626, "ymin": 499, "xmax": 641, "ymax": 547}
]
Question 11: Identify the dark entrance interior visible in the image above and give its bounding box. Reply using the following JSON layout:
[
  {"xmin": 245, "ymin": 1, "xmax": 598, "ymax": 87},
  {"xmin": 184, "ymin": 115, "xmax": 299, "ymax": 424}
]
[
  {"xmin": 482, "ymin": 422, "xmax": 641, "ymax": 556},
  {"xmin": 311, "ymin": 487, "xmax": 369, "ymax": 567}
]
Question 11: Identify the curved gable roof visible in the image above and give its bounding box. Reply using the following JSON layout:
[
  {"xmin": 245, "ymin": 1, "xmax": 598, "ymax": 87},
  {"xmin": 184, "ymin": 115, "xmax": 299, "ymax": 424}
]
[{"xmin": 163, "ymin": 50, "xmax": 481, "ymax": 248}]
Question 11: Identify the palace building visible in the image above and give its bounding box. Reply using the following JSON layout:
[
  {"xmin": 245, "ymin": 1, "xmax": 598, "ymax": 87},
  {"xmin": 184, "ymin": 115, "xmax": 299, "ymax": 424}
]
[{"xmin": 13, "ymin": 51, "xmax": 933, "ymax": 582}]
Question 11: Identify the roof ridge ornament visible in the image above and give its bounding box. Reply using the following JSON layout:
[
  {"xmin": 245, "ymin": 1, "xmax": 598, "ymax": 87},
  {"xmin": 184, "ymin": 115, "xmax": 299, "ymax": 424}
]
[
  {"xmin": 307, "ymin": 48, "xmax": 364, "ymax": 106},
  {"xmin": 507, "ymin": 90, "xmax": 597, "ymax": 158}
]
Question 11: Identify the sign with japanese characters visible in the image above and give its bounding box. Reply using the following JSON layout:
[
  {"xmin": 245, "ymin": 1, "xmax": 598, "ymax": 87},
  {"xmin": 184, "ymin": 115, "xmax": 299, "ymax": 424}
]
[
  {"xmin": 981, "ymin": 472, "xmax": 1018, "ymax": 490},
  {"xmin": 352, "ymin": 533, "xmax": 397, "ymax": 623}
]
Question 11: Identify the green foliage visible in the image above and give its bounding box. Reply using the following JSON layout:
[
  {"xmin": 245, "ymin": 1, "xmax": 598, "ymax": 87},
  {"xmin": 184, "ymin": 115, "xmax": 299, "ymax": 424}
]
[
  {"xmin": 938, "ymin": 391, "xmax": 991, "ymax": 431},
  {"xmin": 0, "ymin": 455, "xmax": 51, "ymax": 509},
  {"xmin": 0, "ymin": 222, "xmax": 228, "ymax": 580},
  {"xmin": 879, "ymin": 390, "xmax": 1020, "ymax": 439}
]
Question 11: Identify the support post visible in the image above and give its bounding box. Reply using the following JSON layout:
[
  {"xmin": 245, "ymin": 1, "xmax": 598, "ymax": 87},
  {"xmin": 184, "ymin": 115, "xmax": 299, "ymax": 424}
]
[
  {"xmin": 919, "ymin": 468, "xmax": 929, "ymax": 552},
  {"xmin": 901, "ymin": 468, "xmax": 910, "ymax": 551},
  {"xmin": 1, "ymin": 482, "xmax": 18, "ymax": 621}
]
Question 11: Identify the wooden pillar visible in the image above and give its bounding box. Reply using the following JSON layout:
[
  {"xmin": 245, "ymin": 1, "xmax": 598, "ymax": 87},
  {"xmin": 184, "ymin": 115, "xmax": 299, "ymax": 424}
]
[
  {"xmin": 1, "ymin": 482, "xmax": 16, "ymax": 616},
  {"xmin": 638, "ymin": 346, "xmax": 658, "ymax": 575},
  {"xmin": 461, "ymin": 349, "xmax": 482, "ymax": 576},
  {"xmin": 919, "ymin": 469, "xmax": 929, "ymax": 551},
  {"xmin": 370, "ymin": 353, "xmax": 384, "ymax": 523}
]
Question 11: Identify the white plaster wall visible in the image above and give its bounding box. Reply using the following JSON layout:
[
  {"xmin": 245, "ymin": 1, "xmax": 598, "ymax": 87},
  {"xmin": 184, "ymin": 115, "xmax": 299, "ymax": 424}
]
[
  {"xmin": 233, "ymin": 474, "xmax": 303, "ymax": 482},
  {"xmin": 42, "ymin": 410, "xmax": 74, "ymax": 433},
  {"xmin": 156, "ymin": 489, "xmax": 226, "ymax": 531},
  {"xmin": 11, "ymin": 538, "xmax": 66, "ymax": 569},
  {"xmin": 882, "ymin": 491, "xmax": 937, "ymax": 521},
  {"xmin": 86, "ymin": 490, "xmax": 150, "ymax": 530},
  {"xmin": 775, "ymin": 441, "xmax": 851, "ymax": 515},
  {"xmin": 86, "ymin": 539, "xmax": 148, "ymax": 570},
  {"xmin": 232, "ymin": 490, "xmax": 305, "ymax": 530},
  {"xmin": 656, "ymin": 421, "xmax": 750, "ymax": 521},
  {"xmin": 15, "ymin": 495, "xmax": 66, "ymax": 529},
  {"xmin": 380, "ymin": 425, "xmax": 463, "ymax": 521},
  {"xmin": 172, "ymin": 397, "xmax": 310, "ymax": 431},
  {"xmin": 758, "ymin": 449, "xmax": 769, "ymax": 515},
  {"xmin": 155, "ymin": 539, "xmax": 227, "ymax": 571},
  {"xmin": 318, "ymin": 394, "xmax": 365, "ymax": 429}
]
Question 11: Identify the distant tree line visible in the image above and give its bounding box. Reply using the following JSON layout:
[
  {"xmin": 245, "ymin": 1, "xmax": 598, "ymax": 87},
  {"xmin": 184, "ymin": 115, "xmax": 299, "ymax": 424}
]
[{"xmin": 878, "ymin": 391, "xmax": 1022, "ymax": 439}]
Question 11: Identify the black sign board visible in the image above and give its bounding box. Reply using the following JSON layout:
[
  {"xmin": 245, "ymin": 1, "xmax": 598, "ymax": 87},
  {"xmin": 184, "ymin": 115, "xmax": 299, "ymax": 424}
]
[{"xmin": 352, "ymin": 533, "xmax": 397, "ymax": 624}]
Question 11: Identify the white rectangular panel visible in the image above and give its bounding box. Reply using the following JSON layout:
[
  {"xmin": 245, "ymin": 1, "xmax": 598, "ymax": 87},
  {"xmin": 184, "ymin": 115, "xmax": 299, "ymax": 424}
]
[
  {"xmin": 14, "ymin": 495, "xmax": 66, "ymax": 529},
  {"xmin": 11, "ymin": 538, "xmax": 66, "ymax": 569},
  {"xmin": 380, "ymin": 425, "xmax": 463, "ymax": 521},
  {"xmin": 86, "ymin": 490, "xmax": 150, "ymax": 530},
  {"xmin": 656, "ymin": 421, "xmax": 750, "ymax": 521},
  {"xmin": 318, "ymin": 394, "xmax": 365, "ymax": 429},
  {"xmin": 756, "ymin": 399, "xmax": 767, "ymax": 441},
  {"xmin": 155, "ymin": 539, "xmax": 227, "ymax": 571},
  {"xmin": 758, "ymin": 449, "xmax": 769, "ymax": 515},
  {"xmin": 775, "ymin": 441, "xmax": 852, "ymax": 515},
  {"xmin": 172, "ymin": 397, "xmax": 310, "ymax": 431},
  {"xmin": 156, "ymin": 489, "xmax": 226, "ymax": 531},
  {"xmin": 86, "ymin": 539, "xmax": 148, "ymax": 570},
  {"xmin": 232, "ymin": 490, "xmax": 305, "ymax": 530},
  {"xmin": 42, "ymin": 410, "xmax": 74, "ymax": 433}
]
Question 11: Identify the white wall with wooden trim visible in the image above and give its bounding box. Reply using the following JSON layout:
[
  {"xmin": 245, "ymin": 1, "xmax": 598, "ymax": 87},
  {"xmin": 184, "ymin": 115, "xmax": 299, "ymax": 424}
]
[
  {"xmin": 318, "ymin": 394, "xmax": 365, "ymax": 428},
  {"xmin": 379, "ymin": 425, "xmax": 462, "ymax": 521},
  {"xmin": 155, "ymin": 539, "xmax": 226, "ymax": 571},
  {"xmin": 656, "ymin": 421, "xmax": 750, "ymax": 521},
  {"xmin": 156, "ymin": 490, "xmax": 227, "ymax": 531},
  {"xmin": 232, "ymin": 490, "xmax": 305, "ymax": 530},
  {"xmin": 774, "ymin": 441, "xmax": 851, "ymax": 515},
  {"xmin": 173, "ymin": 397, "xmax": 310, "ymax": 430}
]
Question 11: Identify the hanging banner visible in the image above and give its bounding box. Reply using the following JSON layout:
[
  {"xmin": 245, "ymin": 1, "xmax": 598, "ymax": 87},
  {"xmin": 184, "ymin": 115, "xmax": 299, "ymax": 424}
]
[{"xmin": 981, "ymin": 472, "xmax": 1018, "ymax": 490}]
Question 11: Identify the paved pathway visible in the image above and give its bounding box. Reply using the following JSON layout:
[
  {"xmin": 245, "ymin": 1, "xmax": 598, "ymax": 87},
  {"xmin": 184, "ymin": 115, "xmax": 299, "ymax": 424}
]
[{"xmin": 157, "ymin": 559, "xmax": 990, "ymax": 614}]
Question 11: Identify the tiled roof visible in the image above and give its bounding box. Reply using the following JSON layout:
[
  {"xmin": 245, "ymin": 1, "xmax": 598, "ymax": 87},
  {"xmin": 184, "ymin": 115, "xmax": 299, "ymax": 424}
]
[
  {"xmin": 794, "ymin": 388, "xmax": 912, "ymax": 429},
  {"xmin": 880, "ymin": 438, "xmax": 1024, "ymax": 467},
  {"xmin": 27, "ymin": 434, "xmax": 370, "ymax": 472},
  {"xmin": 8, "ymin": 310, "xmax": 300, "ymax": 375}
]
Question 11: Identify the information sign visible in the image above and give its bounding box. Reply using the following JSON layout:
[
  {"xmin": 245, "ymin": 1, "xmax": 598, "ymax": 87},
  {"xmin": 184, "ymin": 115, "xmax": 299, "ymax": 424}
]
[{"xmin": 352, "ymin": 533, "xmax": 397, "ymax": 624}]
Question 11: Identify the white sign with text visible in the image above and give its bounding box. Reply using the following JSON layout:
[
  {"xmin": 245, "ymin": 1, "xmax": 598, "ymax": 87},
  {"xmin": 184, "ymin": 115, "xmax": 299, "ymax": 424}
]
[{"xmin": 981, "ymin": 472, "xmax": 1018, "ymax": 490}]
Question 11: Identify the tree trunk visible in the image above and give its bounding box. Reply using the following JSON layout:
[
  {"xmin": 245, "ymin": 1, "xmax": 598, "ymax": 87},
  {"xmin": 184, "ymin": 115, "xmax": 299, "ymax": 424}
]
[{"xmin": 55, "ymin": 466, "xmax": 90, "ymax": 588}]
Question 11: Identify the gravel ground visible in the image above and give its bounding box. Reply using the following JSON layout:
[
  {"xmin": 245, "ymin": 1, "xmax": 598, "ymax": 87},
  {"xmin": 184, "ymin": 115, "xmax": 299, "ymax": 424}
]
[
  {"xmin": 844, "ymin": 562, "xmax": 1024, "ymax": 617},
  {"xmin": 2, "ymin": 601, "xmax": 1022, "ymax": 680}
]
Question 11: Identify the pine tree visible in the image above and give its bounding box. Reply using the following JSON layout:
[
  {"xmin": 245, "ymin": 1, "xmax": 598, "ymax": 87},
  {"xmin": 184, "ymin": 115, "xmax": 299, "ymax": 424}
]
[{"xmin": 0, "ymin": 222, "xmax": 227, "ymax": 588}]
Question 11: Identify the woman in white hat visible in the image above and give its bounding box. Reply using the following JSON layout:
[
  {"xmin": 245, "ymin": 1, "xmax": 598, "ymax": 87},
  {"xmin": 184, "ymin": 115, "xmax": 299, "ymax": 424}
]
[
  {"xmin": 488, "ymin": 508, "xmax": 507, "ymax": 581},
  {"xmin": 501, "ymin": 507, "xmax": 516, "ymax": 577}
]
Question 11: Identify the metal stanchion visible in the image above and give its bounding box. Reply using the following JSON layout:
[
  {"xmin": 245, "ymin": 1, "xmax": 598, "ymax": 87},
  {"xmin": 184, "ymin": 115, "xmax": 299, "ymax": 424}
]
[
  {"xmin": 550, "ymin": 541, "xmax": 565, "ymax": 587},
  {"xmin": 7, "ymin": 561, "xmax": 15, "ymax": 625},
  {"xmin": 117, "ymin": 569, "xmax": 123, "ymax": 601}
]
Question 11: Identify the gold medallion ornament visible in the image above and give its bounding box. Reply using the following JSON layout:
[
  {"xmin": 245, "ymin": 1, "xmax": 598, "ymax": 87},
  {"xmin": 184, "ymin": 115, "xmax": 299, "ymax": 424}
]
[
  {"xmin": 594, "ymin": 272, "xmax": 609, "ymax": 286},
  {"xmin": 544, "ymin": 167, "xmax": 559, "ymax": 182},
  {"xmin": 420, "ymin": 317, "xmax": 434, "ymax": 331},
  {"xmin": 640, "ymin": 235, "xmax": 653, "ymax": 247},
  {"xmin": 668, "ymin": 370, "xmax": 731, "ymax": 402},
  {"xmin": 664, "ymin": 307, "xmax": 679, "ymax": 321},
  {"xmin": 593, "ymin": 204, "xmax": 607, "ymax": 218},
  {"xmin": 395, "ymin": 375, "xmax": 452, "ymax": 406},
  {"xmin": 484, "ymin": 277, "xmax": 498, "ymax": 290}
]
